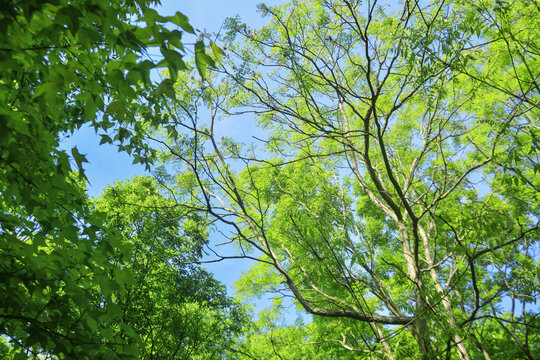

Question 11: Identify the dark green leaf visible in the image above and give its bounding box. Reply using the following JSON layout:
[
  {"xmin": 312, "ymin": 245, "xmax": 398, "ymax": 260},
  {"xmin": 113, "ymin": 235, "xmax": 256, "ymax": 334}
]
[
  {"xmin": 99, "ymin": 134, "xmax": 113, "ymax": 145},
  {"xmin": 167, "ymin": 12, "xmax": 195, "ymax": 34},
  {"xmin": 157, "ymin": 78, "xmax": 176, "ymax": 99},
  {"xmin": 143, "ymin": 8, "xmax": 167, "ymax": 23},
  {"xmin": 160, "ymin": 46, "xmax": 187, "ymax": 74},
  {"xmin": 71, "ymin": 146, "xmax": 88, "ymax": 180}
]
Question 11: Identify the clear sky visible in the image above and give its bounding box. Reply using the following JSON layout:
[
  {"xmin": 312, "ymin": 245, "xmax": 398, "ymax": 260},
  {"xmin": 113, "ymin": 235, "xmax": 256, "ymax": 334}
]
[{"xmin": 61, "ymin": 0, "xmax": 291, "ymax": 319}]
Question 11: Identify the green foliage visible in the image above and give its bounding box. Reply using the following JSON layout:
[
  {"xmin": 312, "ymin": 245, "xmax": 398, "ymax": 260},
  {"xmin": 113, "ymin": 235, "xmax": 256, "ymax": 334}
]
[
  {"xmin": 0, "ymin": 178, "xmax": 138, "ymax": 358},
  {"xmin": 158, "ymin": 0, "xmax": 540, "ymax": 358},
  {"xmin": 0, "ymin": 0, "xmax": 228, "ymax": 358},
  {"xmin": 93, "ymin": 176, "xmax": 247, "ymax": 359}
]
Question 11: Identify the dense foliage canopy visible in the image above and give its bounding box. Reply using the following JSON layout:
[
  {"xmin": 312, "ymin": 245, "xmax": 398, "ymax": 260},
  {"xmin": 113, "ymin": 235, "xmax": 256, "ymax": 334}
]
[
  {"xmin": 93, "ymin": 176, "xmax": 246, "ymax": 359},
  {"xmin": 157, "ymin": 0, "xmax": 539, "ymax": 359},
  {"xmin": 1, "ymin": 0, "xmax": 539, "ymax": 359},
  {"xmin": 0, "ymin": 0, "xmax": 238, "ymax": 358}
]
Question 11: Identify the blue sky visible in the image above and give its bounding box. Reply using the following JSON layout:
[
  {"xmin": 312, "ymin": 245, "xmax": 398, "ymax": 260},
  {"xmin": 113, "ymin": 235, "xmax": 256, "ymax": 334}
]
[
  {"xmin": 158, "ymin": 0, "xmax": 284, "ymax": 31},
  {"xmin": 61, "ymin": 0, "xmax": 292, "ymax": 319}
]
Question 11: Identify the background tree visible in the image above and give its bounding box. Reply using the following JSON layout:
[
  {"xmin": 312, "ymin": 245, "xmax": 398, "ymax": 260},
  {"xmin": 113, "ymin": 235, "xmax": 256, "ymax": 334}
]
[
  {"xmin": 158, "ymin": 0, "xmax": 539, "ymax": 358},
  {"xmin": 93, "ymin": 176, "xmax": 247, "ymax": 360},
  {"xmin": 0, "ymin": 0, "xmax": 221, "ymax": 357}
]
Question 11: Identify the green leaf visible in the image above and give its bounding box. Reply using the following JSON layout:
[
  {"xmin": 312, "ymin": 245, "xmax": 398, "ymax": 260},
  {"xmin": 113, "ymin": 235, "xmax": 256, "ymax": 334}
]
[
  {"xmin": 71, "ymin": 146, "xmax": 88, "ymax": 180},
  {"xmin": 194, "ymin": 40, "xmax": 215, "ymax": 78},
  {"xmin": 210, "ymin": 41, "xmax": 226, "ymax": 64},
  {"xmin": 143, "ymin": 8, "xmax": 167, "ymax": 23},
  {"xmin": 107, "ymin": 303, "xmax": 123, "ymax": 318},
  {"xmin": 157, "ymin": 78, "xmax": 176, "ymax": 99},
  {"xmin": 167, "ymin": 12, "xmax": 195, "ymax": 34},
  {"xmin": 106, "ymin": 100, "xmax": 125, "ymax": 117},
  {"xmin": 99, "ymin": 134, "xmax": 113, "ymax": 145},
  {"xmin": 160, "ymin": 46, "xmax": 187, "ymax": 74},
  {"xmin": 115, "ymin": 268, "xmax": 135, "ymax": 289},
  {"xmin": 86, "ymin": 317, "xmax": 98, "ymax": 332},
  {"xmin": 7, "ymin": 114, "xmax": 30, "ymax": 136},
  {"xmin": 133, "ymin": 60, "xmax": 156, "ymax": 84},
  {"xmin": 167, "ymin": 30, "xmax": 184, "ymax": 51},
  {"xmin": 33, "ymin": 82, "xmax": 57, "ymax": 103},
  {"xmin": 55, "ymin": 5, "xmax": 83, "ymax": 34}
]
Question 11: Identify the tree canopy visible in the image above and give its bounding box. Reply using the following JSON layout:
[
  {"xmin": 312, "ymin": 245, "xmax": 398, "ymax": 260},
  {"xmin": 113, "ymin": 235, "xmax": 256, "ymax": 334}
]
[
  {"xmin": 156, "ymin": 0, "xmax": 540, "ymax": 358},
  {"xmin": 1, "ymin": 0, "xmax": 539, "ymax": 359},
  {"xmin": 93, "ymin": 176, "xmax": 246, "ymax": 359}
]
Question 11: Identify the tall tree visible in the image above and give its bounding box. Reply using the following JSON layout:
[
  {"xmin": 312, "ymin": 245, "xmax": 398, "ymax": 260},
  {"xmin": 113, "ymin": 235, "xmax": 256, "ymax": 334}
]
[{"xmin": 158, "ymin": 0, "xmax": 539, "ymax": 358}]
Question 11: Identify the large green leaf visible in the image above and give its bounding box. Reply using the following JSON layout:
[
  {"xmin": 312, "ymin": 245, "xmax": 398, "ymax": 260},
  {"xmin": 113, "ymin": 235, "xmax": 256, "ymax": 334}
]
[
  {"xmin": 194, "ymin": 40, "xmax": 215, "ymax": 78},
  {"xmin": 167, "ymin": 12, "xmax": 195, "ymax": 34}
]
